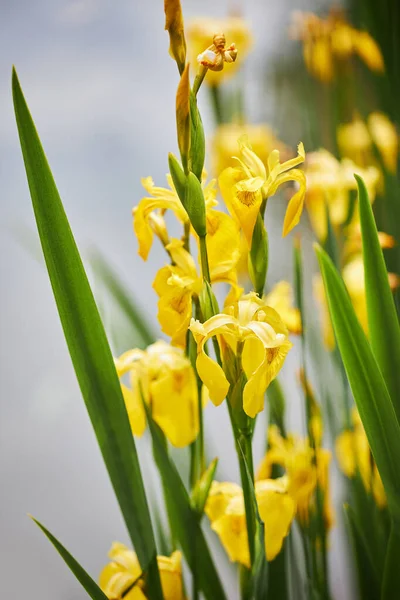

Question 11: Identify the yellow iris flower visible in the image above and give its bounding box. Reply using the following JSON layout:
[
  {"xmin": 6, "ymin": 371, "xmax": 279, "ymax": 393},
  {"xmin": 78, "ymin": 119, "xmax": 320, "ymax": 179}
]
[
  {"xmin": 115, "ymin": 340, "xmax": 198, "ymax": 447},
  {"xmin": 336, "ymin": 408, "xmax": 386, "ymax": 508},
  {"xmin": 205, "ymin": 478, "xmax": 296, "ymax": 564},
  {"xmin": 263, "ymin": 281, "xmax": 302, "ymax": 335},
  {"xmin": 337, "ymin": 112, "xmax": 398, "ymax": 174},
  {"xmin": 154, "ymin": 230, "xmax": 239, "ymax": 347},
  {"xmin": 219, "ymin": 137, "xmax": 306, "ymax": 245},
  {"xmin": 212, "ymin": 123, "xmax": 287, "ymax": 177},
  {"xmin": 291, "ymin": 9, "xmax": 384, "ymax": 83},
  {"xmin": 187, "ymin": 16, "xmax": 253, "ymax": 85},
  {"xmin": 189, "ymin": 292, "xmax": 292, "ymax": 418},
  {"xmin": 257, "ymin": 425, "xmax": 334, "ymax": 529},
  {"xmin": 304, "ymin": 149, "xmax": 379, "ymax": 241},
  {"xmin": 99, "ymin": 543, "xmax": 184, "ymax": 600},
  {"xmin": 133, "ymin": 173, "xmax": 220, "ymax": 260}
]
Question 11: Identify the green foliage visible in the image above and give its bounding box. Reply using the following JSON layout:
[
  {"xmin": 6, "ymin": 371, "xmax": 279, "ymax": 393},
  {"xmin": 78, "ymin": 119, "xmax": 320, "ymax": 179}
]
[
  {"xmin": 12, "ymin": 68, "xmax": 164, "ymax": 600},
  {"xmin": 31, "ymin": 518, "xmax": 108, "ymax": 600}
]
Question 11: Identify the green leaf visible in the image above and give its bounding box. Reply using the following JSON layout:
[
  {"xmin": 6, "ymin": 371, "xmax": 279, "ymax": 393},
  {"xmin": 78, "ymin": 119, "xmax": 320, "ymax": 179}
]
[
  {"xmin": 343, "ymin": 504, "xmax": 380, "ymax": 600},
  {"xmin": 144, "ymin": 404, "xmax": 228, "ymax": 600},
  {"xmin": 237, "ymin": 441, "xmax": 269, "ymax": 600},
  {"xmin": 382, "ymin": 522, "xmax": 400, "ymax": 599},
  {"xmin": 31, "ymin": 517, "xmax": 108, "ymax": 600},
  {"xmin": 315, "ymin": 245, "xmax": 400, "ymax": 519},
  {"xmin": 12, "ymin": 69, "xmax": 163, "ymax": 600},
  {"xmin": 89, "ymin": 248, "xmax": 155, "ymax": 349},
  {"xmin": 356, "ymin": 175, "xmax": 400, "ymax": 412}
]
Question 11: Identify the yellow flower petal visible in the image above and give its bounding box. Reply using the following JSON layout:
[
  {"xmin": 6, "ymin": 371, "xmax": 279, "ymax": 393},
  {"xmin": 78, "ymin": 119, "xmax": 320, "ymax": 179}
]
[
  {"xmin": 157, "ymin": 550, "xmax": 184, "ymax": 600},
  {"xmin": 196, "ymin": 350, "xmax": 230, "ymax": 406},
  {"xmin": 150, "ymin": 366, "xmax": 198, "ymax": 447},
  {"xmin": 156, "ymin": 285, "xmax": 193, "ymax": 348},
  {"xmin": 219, "ymin": 167, "xmax": 263, "ymax": 246},
  {"xmin": 211, "ymin": 494, "xmax": 250, "ymax": 567},
  {"xmin": 121, "ymin": 383, "xmax": 146, "ymax": 437},
  {"xmin": 205, "ymin": 481, "xmax": 242, "ymax": 521},
  {"xmin": 256, "ymin": 478, "xmax": 296, "ymax": 561}
]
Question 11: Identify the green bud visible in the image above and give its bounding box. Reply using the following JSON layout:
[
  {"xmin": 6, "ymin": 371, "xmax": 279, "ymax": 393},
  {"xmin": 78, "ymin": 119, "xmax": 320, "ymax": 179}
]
[
  {"xmin": 199, "ymin": 280, "xmax": 220, "ymax": 320},
  {"xmin": 189, "ymin": 92, "xmax": 205, "ymax": 181},
  {"xmin": 168, "ymin": 152, "xmax": 186, "ymax": 199},
  {"xmin": 185, "ymin": 172, "xmax": 207, "ymax": 237},
  {"xmin": 169, "ymin": 153, "xmax": 207, "ymax": 237},
  {"xmin": 249, "ymin": 213, "xmax": 268, "ymax": 296},
  {"xmin": 190, "ymin": 458, "xmax": 218, "ymax": 517}
]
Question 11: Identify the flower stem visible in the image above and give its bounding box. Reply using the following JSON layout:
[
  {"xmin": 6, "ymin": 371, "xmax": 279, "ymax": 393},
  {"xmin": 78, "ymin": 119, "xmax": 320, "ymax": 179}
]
[
  {"xmin": 199, "ymin": 235, "xmax": 211, "ymax": 283},
  {"xmin": 193, "ymin": 65, "xmax": 208, "ymax": 97},
  {"xmin": 209, "ymin": 84, "xmax": 224, "ymax": 125}
]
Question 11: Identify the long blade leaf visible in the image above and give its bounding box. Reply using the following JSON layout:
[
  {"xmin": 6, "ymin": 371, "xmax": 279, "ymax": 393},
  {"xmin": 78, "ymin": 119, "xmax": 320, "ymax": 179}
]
[
  {"xmin": 31, "ymin": 517, "xmax": 108, "ymax": 600},
  {"xmin": 315, "ymin": 245, "xmax": 400, "ymax": 516},
  {"xmin": 356, "ymin": 175, "xmax": 400, "ymax": 412},
  {"xmin": 12, "ymin": 68, "xmax": 163, "ymax": 599}
]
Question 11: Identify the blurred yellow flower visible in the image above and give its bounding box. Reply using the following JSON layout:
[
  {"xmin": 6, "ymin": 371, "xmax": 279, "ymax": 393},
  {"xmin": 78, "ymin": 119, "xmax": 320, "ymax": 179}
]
[
  {"xmin": 219, "ymin": 137, "xmax": 306, "ymax": 245},
  {"xmin": 336, "ymin": 409, "xmax": 387, "ymax": 508},
  {"xmin": 314, "ymin": 252, "xmax": 399, "ymax": 349},
  {"xmin": 338, "ymin": 112, "xmax": 398, "ymax": 174},
  {"xmin": 114, "ymin": 340, "xmax": 198, "ymax": 447},
  {"xmin": 212, "ymin": 123, "xmax": 287, "ymax": 177},
  {"xmin": 189, "ymin": 292, "xmax": 292, "ymax": 417},
  {"xmin": 205, "ymin": 478, "xmax": 295, "ymax": 564},
  {"xmin": 291, "ymin": 9, "xmax": 384, "ymax": 83},
  {"xmin": 258, "ymin": 425, "xmax": 334, "ymax": 528},
  {"xmin": 263, "ymin": 281, "xmax": 302, "ymax": 335},
  {"xmin": 187, "ymin": 16, "xmax": 252, "ymax": 85},
  {"xmin": 99, "ymin": 543, "xmax": 183, "ymax": 600},
  {"xmin": 304, "ymin": 149, "xmax": 379, "ymax": 241}
]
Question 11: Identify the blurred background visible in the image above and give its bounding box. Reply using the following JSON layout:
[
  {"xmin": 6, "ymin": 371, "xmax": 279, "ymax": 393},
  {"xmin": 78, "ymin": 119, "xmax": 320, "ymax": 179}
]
[{"xmin": 2, "ymin": 0, "xmax": 392, "ymax": 597}]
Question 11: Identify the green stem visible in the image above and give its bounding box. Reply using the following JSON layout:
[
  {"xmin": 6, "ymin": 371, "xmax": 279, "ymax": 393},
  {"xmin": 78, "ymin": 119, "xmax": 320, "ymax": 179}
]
[
  {"xmin": 209, "ymin": 84, "xmax": 224, "ymax": 125},
  {"xmin": 199, "ymin": 235, "xmax": 211, "ymax": 283},
  {"xmin": 193, "ymin": 66, "xmax": 208, "ymax": 97}
]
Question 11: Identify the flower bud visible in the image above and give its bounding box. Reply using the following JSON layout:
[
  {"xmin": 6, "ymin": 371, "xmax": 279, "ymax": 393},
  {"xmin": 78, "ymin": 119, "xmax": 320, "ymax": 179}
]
[
  {"xmin": 164, "ymin": 0, "xmax": 186, "ymax": 74},
  {"xmin": 168, "ymin": 153, "xmax": 207, "ymax": 237},
  {"xmin": 189, "ymin": 93, "xmax": 205, "ymax": 180},
  {"xmin": 190, "ymin": 458, "xmax": 218, "ymax": 516},
  {"xmin": 249, "ymin": 213, "xmax": 268, "ymax": 296}
]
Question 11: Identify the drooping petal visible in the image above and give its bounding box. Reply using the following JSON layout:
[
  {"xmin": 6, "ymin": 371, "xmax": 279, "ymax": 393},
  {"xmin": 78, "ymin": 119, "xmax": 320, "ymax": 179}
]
[
  {"xmin": 256, "ymin": 478, "xmax": 296, "ymax": 561},
  {"xmin": 121, "ymin": 383, "xmax": 146, "ymax": 437},
  {"xmin": 267, "ymin": 168, "xmax": 306, "ymax": 236},
  {"xmin": 211, "ymin": 494, "xmax": 250, "ymax": 567},
  {"xmin": 243, "ymin": 339, "xmax": 292, "ymax": 417},
  {"xmin": 196, "ymin": 350, "xmax": 230, "ymax": 405}
]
